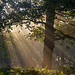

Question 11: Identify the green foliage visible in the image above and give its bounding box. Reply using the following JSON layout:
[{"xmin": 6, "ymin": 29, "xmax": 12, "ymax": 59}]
[
  {"xmin": 25, "ymin": 26, "xmax": 45, "ymax": 42},
  {"xmin": 0, "ymin": 33, "xmax": 9, "ymax": 60},
  {"xmin": 0, "ymin": 0, "xmax": 75, "ymax": 33},
  {"xmin": 0, "ymin": 66, "xmax": 75, "ymax": 75},
  {"xmin": 57, "ymin": 65, "xmax": 75, "ymax": 75}
]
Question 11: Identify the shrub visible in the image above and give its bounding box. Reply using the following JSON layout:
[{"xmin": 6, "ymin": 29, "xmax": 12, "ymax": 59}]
[
  {"xmin": 57, "ymin": 65, "xmax": 75, "ymax": 75},
  {"xmin": 0, "ymin": 66, "xmax": 75, "ymax": 75}
]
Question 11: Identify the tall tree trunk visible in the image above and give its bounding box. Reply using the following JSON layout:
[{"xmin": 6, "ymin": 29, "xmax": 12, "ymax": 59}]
[{"xmin": 42, "ymin": 6, "xmax": 55, "ymax": 69}]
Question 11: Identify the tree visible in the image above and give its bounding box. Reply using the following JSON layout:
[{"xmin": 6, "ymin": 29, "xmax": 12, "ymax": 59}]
[
  {"xmin": 0, "ymin": 0, "xmax": 75, "ymax": 69},
  {"xmin": 42, "ymin": 0, "xmax": 75, "ymax": 69}
]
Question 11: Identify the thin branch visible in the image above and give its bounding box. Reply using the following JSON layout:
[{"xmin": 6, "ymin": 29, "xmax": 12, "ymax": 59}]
[
  {"xmin": 23, "ymin": 19, "xmax": 46, "ymax": 24},
  {"xmin": 56, "ymin": 17, "xmax": 75, "ymax": 26},
  {"xmin": 55, "ymin": 31, "xmax": 75, "ymax": 41}
]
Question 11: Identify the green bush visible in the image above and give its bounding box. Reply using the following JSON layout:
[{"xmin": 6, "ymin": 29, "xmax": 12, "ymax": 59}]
[
  {"xmin": 0, "ymin": 66, "xmax": 75, "ymax": 75},
  {"xmin": 57, "ymin": 65, "xmax": 75, "ymax": 75}
]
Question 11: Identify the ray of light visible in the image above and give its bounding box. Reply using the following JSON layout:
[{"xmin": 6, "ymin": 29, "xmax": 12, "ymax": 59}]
[{"xmin": 4, "ymin": 25, "xmax": 44, "ymax": 68}]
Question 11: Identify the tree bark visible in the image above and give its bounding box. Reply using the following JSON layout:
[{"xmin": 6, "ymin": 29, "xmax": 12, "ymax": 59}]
[{"xmin": 42, "ymin": 7, "xmax": 55, "ymax": 69}]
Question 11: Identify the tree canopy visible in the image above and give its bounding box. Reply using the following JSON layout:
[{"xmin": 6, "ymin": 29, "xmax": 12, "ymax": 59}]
[{"xmin": 0, "ymin": 0, "xmax": 74, "ymax": 29}]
